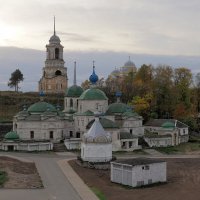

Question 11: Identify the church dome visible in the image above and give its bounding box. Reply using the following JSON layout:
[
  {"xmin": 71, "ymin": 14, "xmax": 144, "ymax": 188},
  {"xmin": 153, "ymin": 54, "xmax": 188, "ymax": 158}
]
[
  {"xmin": 106, "ymin": 102, "xmax": 132, "ymax": 115},
  {"xmin": 124, "ymin": 60, "xmax": 136, "ymax": 67},
  {"xmin": 83, "ymin": 117, "xmax": 112, "ymax": 143},
  {"xmin": 111, "ymin": 69, "xmax": 120, "ymax": 76},
  {"xmin": 65, "ymin": 85, "xmax": 83, "ymax": 97},
  {"xmin": 27, "ymin": 101, "xmax": 57, "ymax": 113},
  {"xmin": 49, "ymin": 34, "xmax": 61, "ymax": 44},
  {"xmin": 79, "ymin": 88, "xmax": 108, "ymax": 100},
  {"xmin": 4, "ymin": 131, "xmax": 19, "ymax": 140},
  {"xmin": 89, "ymin": 67, "xmax": 99, "ymax": 84}
]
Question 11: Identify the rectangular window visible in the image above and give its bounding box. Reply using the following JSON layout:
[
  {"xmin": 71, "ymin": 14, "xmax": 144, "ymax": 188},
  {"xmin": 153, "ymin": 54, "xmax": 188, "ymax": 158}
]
[
  {"xmin": 30, "ymin": 131, "xmax": 34, "ymax": 139},
  {"xmin": 145, "ymin": 165, "xmax": 150, "ymax": 170},
  {"xmin": 129, "ymin": 141, "xmax": 132, "ymax": 148},
  {"xmin": 137, "ymin": 181, "xmax": 144, "ymax": 187},
  {"xmin": 70, "ymin": 131, "xmax": 73, "ymax": 137},
  {"xmin": 50, "ymin": 131, "xmax": 53, "ymax": 139}
]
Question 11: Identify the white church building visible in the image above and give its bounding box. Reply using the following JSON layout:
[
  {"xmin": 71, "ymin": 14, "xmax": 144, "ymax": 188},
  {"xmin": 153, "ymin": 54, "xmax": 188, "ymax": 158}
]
[{"xmin": 0, "ymin": 24, "xmax": 144, "ymax": 152}]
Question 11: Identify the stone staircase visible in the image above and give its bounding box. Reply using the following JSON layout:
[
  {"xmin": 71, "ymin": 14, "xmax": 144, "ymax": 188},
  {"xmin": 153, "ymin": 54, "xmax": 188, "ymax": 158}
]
[{"xmin": 53, "ymin": 142, "xmax": 67, "ymax": 152}]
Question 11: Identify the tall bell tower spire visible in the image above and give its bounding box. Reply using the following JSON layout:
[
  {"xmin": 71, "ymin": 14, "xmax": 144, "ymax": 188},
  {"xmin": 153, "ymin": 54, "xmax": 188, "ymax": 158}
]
[
  {"xmin": 74, "ymin": 61, "xmax": 77, "ymax": 86},
  {"xmin": 54, "ymin": 16, "xmax": 56, "ymax": 35},
  {"xmin": 38, "ymin": 18, "xmax": 68, "ymax": 94}
]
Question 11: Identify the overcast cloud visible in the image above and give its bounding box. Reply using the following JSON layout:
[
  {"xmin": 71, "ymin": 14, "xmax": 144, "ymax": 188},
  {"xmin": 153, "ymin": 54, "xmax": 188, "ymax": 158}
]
[
  {"xmin": 0, "ymin": 1, "xmax": 200, "ymax": 91},
  {"xmin": 0, "ymin": 0, "xmax": 200, "ymax": 55}
]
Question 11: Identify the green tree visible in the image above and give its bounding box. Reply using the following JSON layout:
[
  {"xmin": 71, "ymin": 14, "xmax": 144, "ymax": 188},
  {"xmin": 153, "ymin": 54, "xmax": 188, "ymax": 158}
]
[
  {"xmin": 153, "ymin": 65, "xmax": 174, "ymax": 118},
  {"xmin": 174, "ymin": 67, "xmax": 192, "ymax": 108},
  {"xmin": 8, "ymin": 69, "xmax": 24, "ymax": 92},
  {"xmin": 195, "ymin": 72, "xmax": 200, "ymax": 112},
  {"xmin": 81, "ymin": 80, "xmax": 90, "ymax": 90}
]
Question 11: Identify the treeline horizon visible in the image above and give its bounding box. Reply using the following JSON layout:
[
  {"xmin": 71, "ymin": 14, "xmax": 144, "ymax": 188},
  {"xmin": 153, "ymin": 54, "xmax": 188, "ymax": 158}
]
[{"xmin": 82, "ymin": 64, "xmax": 200, "ymax": 131}]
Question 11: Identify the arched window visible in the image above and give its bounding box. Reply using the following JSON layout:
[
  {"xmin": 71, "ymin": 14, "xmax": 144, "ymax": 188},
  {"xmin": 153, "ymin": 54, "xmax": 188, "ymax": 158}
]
[
  {"xmin": 55, "ymin": 48, "xmax": 59, "ymax": 59},
  {"xmin": 70, "ymin": 98, "xmax": 73, "ymax": 107},
  {"xmin": 55, "ymin": 70, "xmax": 61, "ymax": 76}
]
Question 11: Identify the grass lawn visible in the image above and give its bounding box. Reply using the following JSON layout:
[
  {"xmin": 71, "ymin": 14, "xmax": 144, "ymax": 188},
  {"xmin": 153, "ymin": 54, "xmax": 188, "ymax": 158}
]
[
  {"xmin": 90, "ymin": 187, "xmax": 107, "ymax": 200},
  {"xmin": 0, "ymin": 170, "xmax": 8, "ymax": 187},
  {"xmin": 155, "ymin": 142, "xmax": 200, "ymax": 154}
]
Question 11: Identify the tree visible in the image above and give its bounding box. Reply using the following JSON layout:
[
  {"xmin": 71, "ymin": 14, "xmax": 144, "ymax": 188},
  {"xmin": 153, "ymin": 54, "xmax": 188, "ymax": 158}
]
[
  {"xmin": 153, "ymin": 65, "xmax": 174, "ymax": 118},
  {"xmin": 195, "ymin": 72, "xmax": 200, "ymax": 112},
  {"xmin": 8, "ymin": 69, "xmax": 24, "ymax": 92},
  {"xmin": 174, "ymin": 67, "xmax": 192, "ymax": 108},
  {"xmin": 81, "ymin": 80, "xmax": 90, "ymax": 90}
]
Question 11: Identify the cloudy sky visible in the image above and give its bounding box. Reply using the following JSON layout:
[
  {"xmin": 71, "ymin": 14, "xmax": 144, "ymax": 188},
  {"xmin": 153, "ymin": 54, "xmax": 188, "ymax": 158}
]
[{"xmin": 0, "ymin": 0, "xmax": 200, "ymax": 91}]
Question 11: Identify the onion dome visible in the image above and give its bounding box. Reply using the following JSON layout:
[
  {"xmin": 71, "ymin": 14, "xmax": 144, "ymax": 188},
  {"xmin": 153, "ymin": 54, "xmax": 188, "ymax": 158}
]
[
  {"xmin": 106, "ymin": 102, "xmax": 132, "ymax": 115},
  {"xmin": 124, "ymin": 60, "xmax": 136, "ymax": 67},
  {"xmin": 89, "ymin": 66, "xmax": 99, "ymax": 84},
  {"xmin": 115, "ymin": 91, "xmax": 122, "ymax": 97},
  {"xmin": 111, "ymin": 69, "xmax": 120, "ymax": 76},
  {"xmin": 39, "ymin": 90, "xmax": 45, "ymax": 97},
  {"xmin": 65, "ymin": 85, "xmax": 83, "ymax": 97},
  {"xmin": 4, "ymin": 131, "xmax": 19, "ymax": 140},
  {"xmin": 49, "ymin": 34, "xmax": 61, "ymax": 44},
  {"xmin": 79, "ymin": 88, "xmax": 108, "ymax": 100},
  {"xmin": 27, "ymin": 101, "xmax": 57, "ymax": 113},
  {"xmin": 82, "ymin": 117, "xmax": 112, "ymax": 143}
]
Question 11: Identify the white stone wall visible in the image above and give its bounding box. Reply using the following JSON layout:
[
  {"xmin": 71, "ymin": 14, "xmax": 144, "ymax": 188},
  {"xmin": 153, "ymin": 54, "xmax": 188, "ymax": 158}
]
[
  {"xmin": 74, "ymin": 115, "xmax": 95, "ymax": 135},
  {"xmin": 144, "ymin": 137, "xmax": 172, "ymax": 147},
  {"xmin": 179, "ymin": 128, "xmax": 189, "ymax": 136},
  {"xmin": 122, "ymin": 118, "xmax": 144, "ymax": 136},
  {"xmin": 0, "ymin": 142, "xmax": 53, "ymax": 151},
  {"xmin": 15, "ymin": 120, "xmax": 65, "ymax": 141},
  {"xmin": 111, "ymin": 161, "xmax": 167, "ymax": 187},
  {"xmin": 121, "ymin": 138, "xmax": 139, "ymax": 151},
  {"xmin": 81, "ymin": 142, "xmax": 112, "ymax": 162},
  {"xmin": 64, "ymin": 97, "xmax": 79, "ymax": 111},
  {"xmin": 64, "ymin": 138, "xmax": 81, "ymax": 150},
  {"xmin": 78, "ymin": 100, "xmax": 108, "ymax": 113}
]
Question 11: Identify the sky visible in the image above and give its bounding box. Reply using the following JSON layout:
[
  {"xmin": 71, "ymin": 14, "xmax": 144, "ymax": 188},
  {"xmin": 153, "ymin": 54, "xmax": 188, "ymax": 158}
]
[{"xmin": 0, "ymin": 0, "xmax": 200, "ymax": 91}]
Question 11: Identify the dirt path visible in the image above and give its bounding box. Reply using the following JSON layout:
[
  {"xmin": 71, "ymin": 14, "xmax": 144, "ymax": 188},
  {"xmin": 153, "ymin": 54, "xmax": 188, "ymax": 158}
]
[
  {"xmin": 69, "ymin": 158, "xmax": 200, "ymax": 200},
  {"xmin": 0, "ymin": 156, "xmax": 43, "ymax": 188}
]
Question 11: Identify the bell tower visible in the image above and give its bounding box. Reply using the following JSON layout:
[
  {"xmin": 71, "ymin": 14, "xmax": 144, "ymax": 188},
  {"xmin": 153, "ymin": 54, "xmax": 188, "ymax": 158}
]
[{"xmin": 39, "ymin": 17, "xmax": 68, "ymax": 93}]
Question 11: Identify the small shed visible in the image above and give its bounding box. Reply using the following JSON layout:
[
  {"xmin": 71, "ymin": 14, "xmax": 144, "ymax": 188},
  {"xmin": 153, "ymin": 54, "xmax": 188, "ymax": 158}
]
[{"xmin": 111, "ymin": 158, "xmax": 166, "ymax": 187}]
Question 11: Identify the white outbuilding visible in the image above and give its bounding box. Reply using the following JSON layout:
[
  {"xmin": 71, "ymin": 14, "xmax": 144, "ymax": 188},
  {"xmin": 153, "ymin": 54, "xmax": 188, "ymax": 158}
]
[
  {"xmin": 81, "ymin": 116, "xmax": 112, "ymax": 162},
  {"xmin": 111, "ymin": 158, "xmax": 167, "ymax": 187}
]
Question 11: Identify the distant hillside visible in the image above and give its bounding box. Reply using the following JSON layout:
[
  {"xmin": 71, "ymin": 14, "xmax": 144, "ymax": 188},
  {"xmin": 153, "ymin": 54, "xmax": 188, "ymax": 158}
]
[{"xmin": 0, "ymin": 91, "xmax": 64, "ymax": 121}]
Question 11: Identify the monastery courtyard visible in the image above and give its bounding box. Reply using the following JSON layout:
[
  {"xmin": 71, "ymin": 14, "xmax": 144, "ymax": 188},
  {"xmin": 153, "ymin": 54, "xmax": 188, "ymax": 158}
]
[{"xmin": 0, "ymin": 151, "xmax": 200, "ymax": 200}]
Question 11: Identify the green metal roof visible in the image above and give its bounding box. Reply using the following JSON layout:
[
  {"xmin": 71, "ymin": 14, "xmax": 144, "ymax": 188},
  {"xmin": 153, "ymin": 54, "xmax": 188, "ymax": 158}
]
[
  {"xmin": 79, "ymin": 88, "xmax": 108, "ymax": 100},
  {"xmin": 162, "ymin": 121, "xmax": 175, "ymax": 128},
  {"xmin": 106, "ymin": 103, "xmax": 132, "ymax": 115},
  {"xmin": 75, "ymin": 110, "xmax": 94, "ymax": 116},
  {"xmin": 65, "ymin": 85, "xmax": 83, "ymax": 97},
  {"xmin": 122, "ymin": 111, "xmax": 140, "ymax": 118},
  {"xmin": 65, "ymin": 108, "xmax": 76, "ymax": 114},
  {"xmin": 86, "ymin": 117, "xmax": 119, "ymax": 129},
  {"xmin": 4, "ymin": 131, "xmax": 19, "ymax": 140},
  {"xmin": 27, "ymin": 101, "xmax": 57, "ymax": 113}
]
